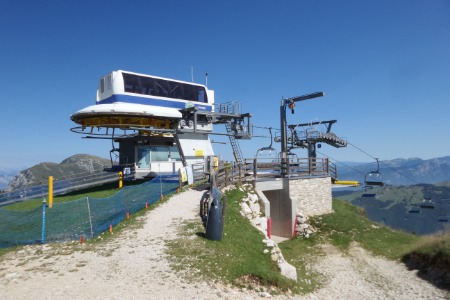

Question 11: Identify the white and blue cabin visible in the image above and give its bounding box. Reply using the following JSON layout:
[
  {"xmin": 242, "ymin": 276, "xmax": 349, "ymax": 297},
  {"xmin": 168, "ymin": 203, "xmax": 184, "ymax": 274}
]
[
  {"xmin": 71, "ymin": 70, "xmax": 216, "ymax": 179},
  {"xmin": 98, "ymin": 70, "xmax": 214, "ymax": 122}
]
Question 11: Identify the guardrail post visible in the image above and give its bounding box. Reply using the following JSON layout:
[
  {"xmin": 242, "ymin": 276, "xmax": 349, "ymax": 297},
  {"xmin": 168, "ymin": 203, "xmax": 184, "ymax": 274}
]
[
  {"xmin": 48, "ymin": 176, "xmax": 53, "ymax": 208},
  {"xmin": 178, "ymin": 168, "xmax": 182, "ymax": 191},
  {"xmin": 238, "ymin": 163, "xmax": 242, "ymax": 186},
  {"xmin": 326, "ymin": 158, "xmax": 329, "ymax": 175},
  {"xmin": 225, "ymin": 167, "xmax": 228, "ymax": 187},
  {"xmin": 309, "ymin": 158, "xmax": 312, "ymax": 177}
]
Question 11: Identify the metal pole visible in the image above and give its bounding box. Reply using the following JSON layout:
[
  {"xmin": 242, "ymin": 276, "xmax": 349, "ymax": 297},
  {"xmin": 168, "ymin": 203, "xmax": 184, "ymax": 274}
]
[
  {"xmin": 279, "ymin": 92, "xmax": 324, "ymax": 178},
  {"xmin": 41, "ymin": 198, "xmax": 46, "ymax": 244},
  {"xmin": 86, "ymin": 196, "xmax": 94, "ymax": 238},
  {"xmin": 280, "ymin": 98, "xmax": 288, "ymax": 177},
  {"xmin": 48, "ymin": 176, "xmax": 53, "ymax": 208}
]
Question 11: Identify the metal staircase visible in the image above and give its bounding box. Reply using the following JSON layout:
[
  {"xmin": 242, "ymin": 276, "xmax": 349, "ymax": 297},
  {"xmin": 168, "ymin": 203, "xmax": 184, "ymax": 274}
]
[
  {"xmin": 225, "ymin": 122, "xmax": 244, "ymax": 164},
  {"xmin": 216, "ymin": 102, "xmax": 247, "ymax": 164}
]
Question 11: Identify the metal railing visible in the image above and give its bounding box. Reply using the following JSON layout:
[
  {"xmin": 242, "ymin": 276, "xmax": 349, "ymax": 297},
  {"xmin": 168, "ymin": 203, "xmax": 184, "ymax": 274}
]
[
  {"xmin": 211, "ymin": 157, "xmax": 337, "ymax": 188},
  {"xmin": 0, "ymin": 169, "xmax": 133, "ymax": 207}
]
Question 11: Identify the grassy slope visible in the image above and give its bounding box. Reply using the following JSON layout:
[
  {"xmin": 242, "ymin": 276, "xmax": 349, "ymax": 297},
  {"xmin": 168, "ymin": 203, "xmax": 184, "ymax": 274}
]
[{"xmin": 167, "ymin": 188, "xmax": 450, "ymax": 294}]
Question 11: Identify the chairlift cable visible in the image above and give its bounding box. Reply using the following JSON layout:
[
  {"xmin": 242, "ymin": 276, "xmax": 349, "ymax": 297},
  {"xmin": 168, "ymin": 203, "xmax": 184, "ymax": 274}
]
[
  {"xmin": 347, "ymin": 141, "xmax": 419, "ymax": 185},
  {"xmin": 347, "ymin": 142, "xmax": 378, "ymax": 161},
  {"xmin": 316, "ymin": 150, "xmax": 366, "ymax": 176},
  {"xmin": 325, "ymin": 142, "xmax": 438, "ymax": 211}
]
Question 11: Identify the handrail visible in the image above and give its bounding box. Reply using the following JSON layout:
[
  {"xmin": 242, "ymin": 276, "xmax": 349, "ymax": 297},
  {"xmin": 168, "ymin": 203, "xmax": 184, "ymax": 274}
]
[
  {"xmin": 212, "ymin": 157, "xmax": 337, "ymax": 188},
  {"xmin": 0, "ymin": 167, "xmax": 136, "ymax": 206}
]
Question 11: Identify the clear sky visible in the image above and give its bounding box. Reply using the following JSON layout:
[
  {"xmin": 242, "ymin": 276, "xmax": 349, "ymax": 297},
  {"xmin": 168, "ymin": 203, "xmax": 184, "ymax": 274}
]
[{"xmin": 1, "ymin": 0, "xmax": 449, "ymax": 169}]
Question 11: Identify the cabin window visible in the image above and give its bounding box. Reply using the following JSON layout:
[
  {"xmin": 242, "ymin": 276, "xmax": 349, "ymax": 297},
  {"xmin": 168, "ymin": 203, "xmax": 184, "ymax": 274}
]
[
  {"xmin": 154, "ymin": 78, "xmax": 170, "ymax": 98},
  {"xmin": 122, "ymin": 72, "xmax": 208, "ymax": 103},
  {"xmin": 106, "ymin": 74, "xmax": 112, "ymax": 91},
  {"xmin": 197, "ymin": 89, "xmax": 206, "ymax": 102},
  {"xmin": 123, "ymin": 73, "xmax": 141, "ymax": 93},
  {"xmin": 100, "ymin": 79, "xmax": 105, "ymax": 94},
  {"xmin": 141, "ymin": 77, "xmax": 155, "ymax": 95}
]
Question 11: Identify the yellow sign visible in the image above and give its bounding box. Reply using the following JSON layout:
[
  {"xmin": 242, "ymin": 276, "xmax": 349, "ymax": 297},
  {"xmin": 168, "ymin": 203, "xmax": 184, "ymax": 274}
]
[
  {"xmin": 214, "ymin": 156, "xmax": 219, "ymax": 170},
  {"xmin": 195, "ymin": 149, "xmax": 204, "ymax": 156}
]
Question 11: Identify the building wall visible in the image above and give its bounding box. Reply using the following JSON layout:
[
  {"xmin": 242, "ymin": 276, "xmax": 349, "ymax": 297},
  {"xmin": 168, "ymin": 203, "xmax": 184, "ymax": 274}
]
[{"xmin": 289, "ymin": 177, "xmax": 333, "ymax": 217}]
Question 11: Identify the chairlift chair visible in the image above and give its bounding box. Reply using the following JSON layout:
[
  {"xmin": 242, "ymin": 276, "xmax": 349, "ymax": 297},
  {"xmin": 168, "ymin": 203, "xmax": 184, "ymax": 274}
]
[
  {"xmin": 420, "ymin": 199, "xmax": 435, "ymax": 209},
  {"xmin": 362, "ymin": 158, "xmax": 384, "ymax": 198},
  {"xmin": 255, "ymin": 127, "xmax": 277, "ymax": 158},
  {"xmin": 438, "ymin": 215, "xmax": 449, "ymax": 222},
  {"xmin": 408, "ymin": 206, "xmax": 421, "ymax": 214},
  {"xmin": 420, "ymin": 187, "xmax": 435, "ymax": 209}
]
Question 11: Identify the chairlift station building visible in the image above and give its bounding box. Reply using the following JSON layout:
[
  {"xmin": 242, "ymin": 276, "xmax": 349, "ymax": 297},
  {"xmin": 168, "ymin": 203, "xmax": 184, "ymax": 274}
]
[{"xmin": 70, "ymin": 70, "xmax": 350, "ymax": 238}]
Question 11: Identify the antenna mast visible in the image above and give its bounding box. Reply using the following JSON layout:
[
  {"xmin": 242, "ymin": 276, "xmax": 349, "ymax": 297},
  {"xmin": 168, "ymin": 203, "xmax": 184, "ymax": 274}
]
[{"xmin": 205, "ymin": 72, "xmax": 208, "ymax": 87}]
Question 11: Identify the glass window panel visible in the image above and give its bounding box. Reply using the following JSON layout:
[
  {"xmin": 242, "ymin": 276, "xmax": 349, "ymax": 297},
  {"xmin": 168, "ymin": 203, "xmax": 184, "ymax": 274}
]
[
  {"xmin": 137, "ymin": 146, "xmax": 150, "ymax": 169},
  {"xmin": 169, "ymin": 146, "xmax": 181, "ymax": 161},
  {"xmin": 150, "ymin": 146, "xmax": 169, "ymax": 161}
]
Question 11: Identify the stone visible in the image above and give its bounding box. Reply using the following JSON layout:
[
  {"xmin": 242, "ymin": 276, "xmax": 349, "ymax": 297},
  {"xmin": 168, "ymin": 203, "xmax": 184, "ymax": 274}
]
[
  {"xmin": 248, "ymin": 193, "xmax": 259, "ymax": 203},
  {"xmin": 251, "ymin": 217, "xmax": 261, "ymax": 226},
  {"xmin": 297, "ymin": 216, "xmax": 306, "ymax": 224},
  {"xmin": 259, "ymin": 217, "xmax": 267, "ymax": 232},
  {"xmin": 250, "ymin": 202, "xmax": 261, "ymax": 214},
  {"xmin": 263, "ymin": 249, "xmax": 269, "ymax": 254},
  {"xmin": 240, "ymin": 202, "xmax": 252, "ymax": 215},
  {"xmin": 271, "ymin": 253, "xmax": 279, "ymax": 262},
  {"xmin": 279, "ymin": 261, "xmax": 297, "ymax": 282},
  {"xmin": 266, "ymin": 241, "xmax": 276, "ymax": 248},
  {"xmin": 299, "ymin": 223, "xmax": 309, "ymax": 230}
]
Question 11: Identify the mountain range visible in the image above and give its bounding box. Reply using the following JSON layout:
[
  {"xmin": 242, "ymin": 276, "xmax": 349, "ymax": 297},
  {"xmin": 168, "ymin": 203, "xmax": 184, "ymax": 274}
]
[
  {"xmin": 336, "ymin": 156, "xmax": 450, "ymax": 186},
  {"xmin": 1, "ymin": 154, "xmax": 111, "ymax": 192},
  {"xmin": 0, "ymin": 169, "xmax": 21, "ymax": 190}
]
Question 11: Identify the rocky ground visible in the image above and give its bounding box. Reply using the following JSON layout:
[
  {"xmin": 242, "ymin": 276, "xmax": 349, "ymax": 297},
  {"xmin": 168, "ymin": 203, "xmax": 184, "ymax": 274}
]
[{"xmin": 0, "ymin": 188, "xmax": 448, "ymax": 299}]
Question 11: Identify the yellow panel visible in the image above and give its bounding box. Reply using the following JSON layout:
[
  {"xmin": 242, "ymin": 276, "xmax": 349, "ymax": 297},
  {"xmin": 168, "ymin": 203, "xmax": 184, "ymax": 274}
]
[
  {"xmin": 195, "ymin": 149, "xmax": 204, "ymax": 156},
  {"xmin": 333, "ymin": 180, "xmax": 360, "ymax": 186}
]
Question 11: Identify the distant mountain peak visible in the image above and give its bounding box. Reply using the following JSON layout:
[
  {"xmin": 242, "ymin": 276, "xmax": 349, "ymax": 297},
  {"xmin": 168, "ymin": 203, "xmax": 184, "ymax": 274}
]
[{"xmin": 4, "ymin": 154, "xmax": 111, "ymax": 191}]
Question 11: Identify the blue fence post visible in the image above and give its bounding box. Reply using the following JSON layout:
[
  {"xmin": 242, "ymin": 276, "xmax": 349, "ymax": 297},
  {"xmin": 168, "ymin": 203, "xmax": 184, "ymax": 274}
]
[{"xmin": 41, "ymin": 197, "xmax": 47, "ymax": 244}]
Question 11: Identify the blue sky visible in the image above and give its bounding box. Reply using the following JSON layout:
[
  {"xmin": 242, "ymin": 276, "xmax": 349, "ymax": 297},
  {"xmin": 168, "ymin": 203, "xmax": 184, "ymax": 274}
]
[{"xmin": 1, "ymin": 0, "xmax": 449, "ymax": 169}]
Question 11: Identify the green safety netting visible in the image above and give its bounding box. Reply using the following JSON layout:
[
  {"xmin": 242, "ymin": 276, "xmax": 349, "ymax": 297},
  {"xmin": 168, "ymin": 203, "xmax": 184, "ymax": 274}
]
[{"xmin": 0, "ymin": 175, "xmax": 179, "ymax": 248}]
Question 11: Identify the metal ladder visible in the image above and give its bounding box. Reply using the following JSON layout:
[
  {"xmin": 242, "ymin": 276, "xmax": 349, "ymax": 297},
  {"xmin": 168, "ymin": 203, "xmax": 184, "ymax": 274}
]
[{"xmin": 225, "ymin": 122, "xmax": 244, "ymax": 164}]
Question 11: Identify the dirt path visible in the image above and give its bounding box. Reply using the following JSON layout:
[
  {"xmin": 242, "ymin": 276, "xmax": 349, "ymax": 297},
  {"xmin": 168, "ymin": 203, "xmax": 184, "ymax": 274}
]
[{"xmin": 0, "ymin": 188, "xmax": 448, "ymax": 299}]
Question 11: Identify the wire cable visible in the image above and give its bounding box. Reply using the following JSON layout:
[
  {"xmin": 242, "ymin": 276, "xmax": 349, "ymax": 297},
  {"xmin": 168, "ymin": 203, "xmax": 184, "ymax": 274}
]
[
  {"xmin": 347, "ymin": 141, "xmax": 420, "ymax": 185},
  {"xmin": 317, "ymin": 150, "xmax": 366, "ymax": 176}
]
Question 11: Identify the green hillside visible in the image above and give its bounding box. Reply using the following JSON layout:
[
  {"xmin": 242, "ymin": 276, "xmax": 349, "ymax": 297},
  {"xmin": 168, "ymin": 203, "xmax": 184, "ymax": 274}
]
[{"xmin": 333, "ymin": 184, "xmax": 450, "ymax": 235}]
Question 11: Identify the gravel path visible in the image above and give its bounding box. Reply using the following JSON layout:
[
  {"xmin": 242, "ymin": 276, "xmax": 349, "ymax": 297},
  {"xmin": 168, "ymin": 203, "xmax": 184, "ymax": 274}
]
[{"xmin": 0, "ymin": 188, "xmax": 448, "ymax": 299}]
